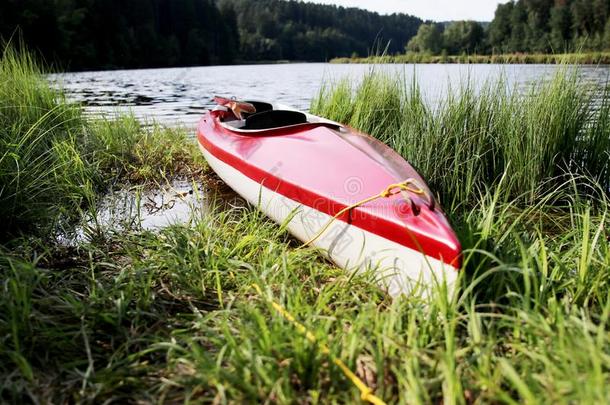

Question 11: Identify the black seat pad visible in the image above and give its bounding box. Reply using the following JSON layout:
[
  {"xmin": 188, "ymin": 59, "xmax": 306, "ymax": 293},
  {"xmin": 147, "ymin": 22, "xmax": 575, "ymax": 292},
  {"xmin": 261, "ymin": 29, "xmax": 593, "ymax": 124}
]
[{"xmin": 244, "ymin": 110, "xmax": 307, "ymax": 130}]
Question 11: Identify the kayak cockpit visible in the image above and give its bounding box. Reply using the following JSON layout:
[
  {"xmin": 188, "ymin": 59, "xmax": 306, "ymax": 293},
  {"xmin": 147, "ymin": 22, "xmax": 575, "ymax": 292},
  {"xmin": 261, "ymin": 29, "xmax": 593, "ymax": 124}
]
[
  {"xmin": 222, "ymin": 109, "xmax": 308, "ymax": 130},
  {"xmin": 213, "ymin": 97, "xmax": 343, "ymax": 133}
]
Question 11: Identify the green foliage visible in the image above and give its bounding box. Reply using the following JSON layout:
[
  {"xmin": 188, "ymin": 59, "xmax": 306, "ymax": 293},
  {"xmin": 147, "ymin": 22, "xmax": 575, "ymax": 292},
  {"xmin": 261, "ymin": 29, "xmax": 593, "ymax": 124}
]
[
  {"xmin": 0, "ymin": 0, "xmax": 424, "ymax": 69},
  {"xmin": 407, "ymin": 23, "xmax": 444, "ymax": 55},
  {"xmin": 0, "ymin": 0, "xmax": 239, "ymax": 70},
  {"xmin": 488, "ymin": 0, "xmax": 610, "ymax": 53},
  {"xmin": 405, "ymin": 21, "xmax": 486, "ymax": 56},
  {"xmin": 443, "ymin": 21, "xmax": 485, "ymax": 54},
  {"xmin": 333, "ymin": 51, "xmax": 610, "ymax": 64},
  {"xmin": 225, "ymin": 0, "xmax": 423, "ymax": 61},
  {"xmin": 402, "ymin": 0, "xmax": 610, "ymax": 56},
  {"xmin": 4, "ymin": 0, "xmax": 610, "ymax": 65}
]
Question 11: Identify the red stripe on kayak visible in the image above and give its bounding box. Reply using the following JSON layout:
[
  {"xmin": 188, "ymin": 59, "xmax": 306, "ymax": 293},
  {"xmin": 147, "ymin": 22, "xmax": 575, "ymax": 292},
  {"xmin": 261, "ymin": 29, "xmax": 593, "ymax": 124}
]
[{"xmin": 197, "ymin": 116, "xmax": 460, "ymax": 269}]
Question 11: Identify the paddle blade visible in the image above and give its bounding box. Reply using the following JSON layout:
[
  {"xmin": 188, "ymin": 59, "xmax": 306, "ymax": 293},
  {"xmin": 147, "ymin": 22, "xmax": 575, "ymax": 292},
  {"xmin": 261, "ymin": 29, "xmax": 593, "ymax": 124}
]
[{"xmin": 213, "ymin": 96, "xmax": 256, "ymax": 119}]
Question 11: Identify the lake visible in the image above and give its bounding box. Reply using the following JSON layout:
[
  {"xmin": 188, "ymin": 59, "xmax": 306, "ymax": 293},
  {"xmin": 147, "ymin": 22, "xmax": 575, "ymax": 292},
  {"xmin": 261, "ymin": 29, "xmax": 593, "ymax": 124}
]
[{"xmin": 49, "ymin": 63, "xmax": 610, "ymax": 130}]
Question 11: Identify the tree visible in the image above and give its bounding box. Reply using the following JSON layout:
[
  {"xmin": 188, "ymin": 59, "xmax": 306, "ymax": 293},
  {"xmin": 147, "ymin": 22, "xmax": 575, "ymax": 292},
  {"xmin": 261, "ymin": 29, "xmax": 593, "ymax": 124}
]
[
  {"xmin": 443, "ymin": 21, "xmax": 485, "ymax": 54},
  {"xmin": 488, "ymin": 2, "xmax": 514, "ymax": 52},
  {"xmin": 571, "ymin": 0, "xmax": 594, "ymax": 35},
  {"xmin": 509, "ymin": 0, "xmax": 529, "ymax": 51},
  {"xmin": 549, "ymin": 3, "xmax": 572, "ymax": 51},
  {"xmin": 604, "ymin": 18, "xmax": 610, "ymax": 50},
  {"xmin": 406, "ymin": 23, "xmax": 444, "ymax": 54}
]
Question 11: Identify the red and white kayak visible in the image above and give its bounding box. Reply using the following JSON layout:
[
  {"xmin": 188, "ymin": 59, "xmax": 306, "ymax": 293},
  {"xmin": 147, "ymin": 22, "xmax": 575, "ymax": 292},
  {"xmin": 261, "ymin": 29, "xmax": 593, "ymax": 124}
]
[{"xmin": 197, "ymin": 98, "xmax": 461, "ymax": 297}]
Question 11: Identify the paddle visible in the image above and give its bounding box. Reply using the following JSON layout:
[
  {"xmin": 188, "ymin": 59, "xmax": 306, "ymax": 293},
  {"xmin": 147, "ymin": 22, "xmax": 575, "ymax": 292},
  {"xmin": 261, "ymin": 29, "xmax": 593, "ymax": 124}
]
[{"xmin": 213, "ymin": 96, "xmax": 257, "ymax": 119}]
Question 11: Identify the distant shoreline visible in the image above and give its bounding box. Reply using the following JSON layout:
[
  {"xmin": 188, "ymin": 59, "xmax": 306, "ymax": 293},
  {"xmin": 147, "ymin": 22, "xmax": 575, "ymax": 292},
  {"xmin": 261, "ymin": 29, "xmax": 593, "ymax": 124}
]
[
  {"xmin": 330, "ymin": 53, "xmax": 610, "ymax": 65},
  {"xmin": 48, "ymin": 53, "xmax": 610, "ymax": 75}
]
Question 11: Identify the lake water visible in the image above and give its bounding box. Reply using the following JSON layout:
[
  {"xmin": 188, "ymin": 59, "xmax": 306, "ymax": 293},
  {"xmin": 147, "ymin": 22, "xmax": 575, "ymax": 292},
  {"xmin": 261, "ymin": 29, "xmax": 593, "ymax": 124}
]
[{"xmin": 50, "ymin": 63, "xmax": 610, "ymax": 130}]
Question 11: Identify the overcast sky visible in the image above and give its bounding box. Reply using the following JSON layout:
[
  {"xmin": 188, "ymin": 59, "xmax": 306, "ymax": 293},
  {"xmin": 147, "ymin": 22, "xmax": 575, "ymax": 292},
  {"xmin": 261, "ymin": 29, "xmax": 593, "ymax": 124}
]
[{"xmin": 304, "ymin": 0, "xmax": 511, "ymax": 22}]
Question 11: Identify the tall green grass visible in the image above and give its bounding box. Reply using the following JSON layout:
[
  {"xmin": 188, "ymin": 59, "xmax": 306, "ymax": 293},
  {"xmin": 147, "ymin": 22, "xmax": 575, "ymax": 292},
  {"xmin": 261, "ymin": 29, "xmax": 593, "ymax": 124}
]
[
  {"xmin": 1, "ymin": 183, "xmax": 608, "ymax": 403},
  {"xmin": 0, "ymin": 45, "xmax": 202, "ymax": 239},
  {"xmin": 312, "ymin": 68, "xmax": 610, "ymax": 209},
  {"xmin": 0, "ymin": 45, "xmax": 87, "ymax": 235}
]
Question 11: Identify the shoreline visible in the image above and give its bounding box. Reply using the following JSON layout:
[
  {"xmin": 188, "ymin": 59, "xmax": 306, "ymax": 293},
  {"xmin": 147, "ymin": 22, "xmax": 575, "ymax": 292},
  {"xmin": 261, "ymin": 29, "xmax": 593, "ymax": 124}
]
[{"xmin": 331, "ymin": 52, "xmax": 610, "ymax": 65}]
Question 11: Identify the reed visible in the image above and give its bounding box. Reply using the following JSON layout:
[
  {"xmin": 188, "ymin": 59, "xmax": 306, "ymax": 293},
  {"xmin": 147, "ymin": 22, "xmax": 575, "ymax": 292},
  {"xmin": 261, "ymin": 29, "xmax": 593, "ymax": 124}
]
[
  {"xmin": 0, "ymin": 45, "xmax": 202, "ymax": 239},
  {"xmin": 332, "ymin": 52, "xmax": 610, "ymax": 65},
  {"xmin": 311, "ymin": 68, "xmax": 610, "ymax": 210}
]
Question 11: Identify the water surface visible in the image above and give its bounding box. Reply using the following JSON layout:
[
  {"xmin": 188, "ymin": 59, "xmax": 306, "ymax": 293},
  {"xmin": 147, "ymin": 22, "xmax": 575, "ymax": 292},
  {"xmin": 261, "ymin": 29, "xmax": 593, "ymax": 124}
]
[{"xmin": 50, "ymin": 63, "xmax": 610, "ymax": 129}]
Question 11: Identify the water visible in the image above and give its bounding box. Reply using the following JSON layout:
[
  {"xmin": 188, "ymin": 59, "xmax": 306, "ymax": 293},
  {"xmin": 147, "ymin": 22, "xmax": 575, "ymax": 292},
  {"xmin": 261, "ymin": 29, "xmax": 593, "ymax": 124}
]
[
  {"xmin": 60, "ymin": 175, "xmax": 249, "ymax": 245},
  {"xmin": 50, "ymin": 63, "xmax": 610, "ymax": 130}
]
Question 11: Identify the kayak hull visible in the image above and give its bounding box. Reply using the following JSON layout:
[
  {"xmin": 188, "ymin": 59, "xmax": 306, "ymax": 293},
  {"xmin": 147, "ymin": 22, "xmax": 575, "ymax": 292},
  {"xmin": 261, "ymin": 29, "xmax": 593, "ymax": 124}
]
[{"xmin": 198, "ymin": 139, "xmax": 458, "ymax": 297}]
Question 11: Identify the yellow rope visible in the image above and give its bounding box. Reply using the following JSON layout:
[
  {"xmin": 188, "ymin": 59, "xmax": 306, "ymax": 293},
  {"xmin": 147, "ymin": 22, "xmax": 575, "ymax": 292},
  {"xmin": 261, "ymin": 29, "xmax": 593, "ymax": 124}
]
[
  {"xmin": 302, "ymin": 178, "xmax": 426, "ymax": 247},
  {"xmin": 251, "ymin": 283, "xmax": 387, "ymax": 405}
]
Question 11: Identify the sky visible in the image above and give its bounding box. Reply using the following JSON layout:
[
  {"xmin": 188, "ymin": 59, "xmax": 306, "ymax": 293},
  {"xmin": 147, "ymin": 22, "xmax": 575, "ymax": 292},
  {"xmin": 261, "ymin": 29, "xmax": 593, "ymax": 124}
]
[{"xmin": 304, "ymin": 0, "xmax": 511, "ymax": 22}]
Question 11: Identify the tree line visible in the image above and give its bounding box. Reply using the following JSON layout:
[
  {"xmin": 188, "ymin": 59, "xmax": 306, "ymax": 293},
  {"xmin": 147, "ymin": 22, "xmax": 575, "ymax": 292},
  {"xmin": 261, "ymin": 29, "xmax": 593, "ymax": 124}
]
[
  {"xmin": 223, "ymin": 0, "xmax": 422, "ymax": 61},
  {"xmin": 408, "ymin": 0, "xmax": 610, "ymax": 56},
  {"xmin": 488, "ymin": 0, "xmax": 610, "ymax": 53},
  {"xmin": 3, "ymin": 0, "xmax": 608, "ymax": 70},
  {"xmin": 0, "ymin": 0, "xmax": 422, "ymax": 70},
  {"xmin": 0, "ymin": 0, "xmax": 240, "ymax": 70}
]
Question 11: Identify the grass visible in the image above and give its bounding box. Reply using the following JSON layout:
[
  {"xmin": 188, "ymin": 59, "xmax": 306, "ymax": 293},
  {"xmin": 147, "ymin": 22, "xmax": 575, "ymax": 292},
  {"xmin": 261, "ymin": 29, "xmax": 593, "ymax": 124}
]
[
  {"xmin": 331, "ymin": 52, "xmax": 610, "ymax": 65},
  {"xmin": 0, "ymin": 45, "xmax": 203, "ymax": 239},
  {"xmin": 1, "ymin": 48, "xmax": 610, "ymax": 403},
  {"xmin": 312, "ymin": 68, "xmax": 610, "ymax": 208}
]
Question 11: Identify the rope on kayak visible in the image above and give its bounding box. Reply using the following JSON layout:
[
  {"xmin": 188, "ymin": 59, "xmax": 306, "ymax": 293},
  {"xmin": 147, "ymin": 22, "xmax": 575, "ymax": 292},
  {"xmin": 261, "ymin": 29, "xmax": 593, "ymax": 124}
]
[
  {"xmin": 302, "ymin": 178, "xmax": 426, "ymax": 248},
  {"xmin": 251, "ymin": 283, "xmax": 387, "ymax": 405}
]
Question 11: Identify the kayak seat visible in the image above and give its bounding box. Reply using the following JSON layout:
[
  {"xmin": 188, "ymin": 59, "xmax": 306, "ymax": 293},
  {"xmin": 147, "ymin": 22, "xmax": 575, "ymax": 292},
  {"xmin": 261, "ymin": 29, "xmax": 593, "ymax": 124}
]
[{"xmin": 243, "ymin": 110, "xmax": 307, "ymax": 130}]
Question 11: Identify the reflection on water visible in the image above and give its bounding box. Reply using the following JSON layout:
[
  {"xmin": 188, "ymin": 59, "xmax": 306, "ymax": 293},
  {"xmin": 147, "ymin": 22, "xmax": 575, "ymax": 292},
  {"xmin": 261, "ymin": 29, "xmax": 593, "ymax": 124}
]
[
  {"xmin": 59, "ymin": 175, "xmax": 249, "ymax": 243},
  {"xmin": 90, "ymin": 180, "xmax": 207, "ymax": 231},
  {"xmin": 49, "ymin": 63, "xmax": 610, "ymax": 130}
]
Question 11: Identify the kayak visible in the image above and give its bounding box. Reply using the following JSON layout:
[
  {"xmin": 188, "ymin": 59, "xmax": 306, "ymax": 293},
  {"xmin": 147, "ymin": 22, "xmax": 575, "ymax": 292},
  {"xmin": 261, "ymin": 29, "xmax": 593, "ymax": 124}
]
[{"xmin": 197, "ymin": 97, "xmax": 461, "ymax": 297}]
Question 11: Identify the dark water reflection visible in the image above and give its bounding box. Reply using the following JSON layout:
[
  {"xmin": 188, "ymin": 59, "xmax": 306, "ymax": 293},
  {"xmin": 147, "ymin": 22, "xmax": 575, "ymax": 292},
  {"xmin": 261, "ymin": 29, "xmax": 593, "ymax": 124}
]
[{"xmin": 49, "ymin": 63, "xmax": 610, "ymax": 130}]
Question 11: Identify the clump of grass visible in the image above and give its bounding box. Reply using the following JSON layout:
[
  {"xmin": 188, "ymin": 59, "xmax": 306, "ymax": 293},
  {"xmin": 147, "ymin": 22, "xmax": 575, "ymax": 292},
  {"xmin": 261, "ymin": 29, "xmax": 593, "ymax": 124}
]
[
  {"xmin": 0, "ymin": 45, "xmax": 87, "ymax": 235},
  {"xmin": 0, "ymin": 45, "xmax": 203, "ymax": 239},
  {"xmin": 84, "ymin": 116, "xmax": 204, "ymax": 183},
  {"xmin": 312, "ymin": 68, "xmax": 610, "ymax": 209}
]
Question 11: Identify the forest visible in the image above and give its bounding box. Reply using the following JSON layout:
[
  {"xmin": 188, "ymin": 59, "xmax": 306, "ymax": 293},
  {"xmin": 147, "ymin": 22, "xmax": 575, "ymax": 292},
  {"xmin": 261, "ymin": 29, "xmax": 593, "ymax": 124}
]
[
  {"xmin": 2, "ymin": 0, "xmax": 610, "ymax": 71},
  {"xmin": 0, "ymin": 0, "xmax": 422, "ymax": 70},
  {"xmin": 0, "ymin": 0, "xmax": 240, "ymax": 70},
  {"xmin": 408, "ymin": 0, "xmax": 610, "ymax": 55},
  {"xmin": 223, "ymin": 0, "xmax": 422, "ymax": 61},
  {"xmin": 487, "ymin": 0, "xmax": 610, "ymax": 53}
]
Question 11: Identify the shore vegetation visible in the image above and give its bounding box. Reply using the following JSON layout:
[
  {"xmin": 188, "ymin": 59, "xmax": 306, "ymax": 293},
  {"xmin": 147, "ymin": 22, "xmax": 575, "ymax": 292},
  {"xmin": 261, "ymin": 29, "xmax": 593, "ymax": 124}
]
[{"xmin": 332, "ymin": 52, "xmax": 610, "ymax": 65}]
